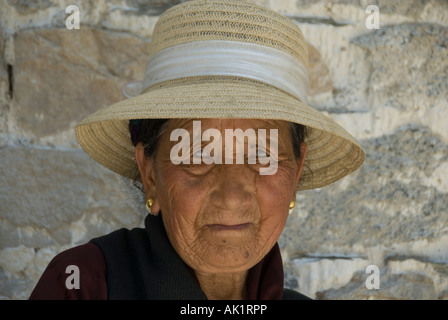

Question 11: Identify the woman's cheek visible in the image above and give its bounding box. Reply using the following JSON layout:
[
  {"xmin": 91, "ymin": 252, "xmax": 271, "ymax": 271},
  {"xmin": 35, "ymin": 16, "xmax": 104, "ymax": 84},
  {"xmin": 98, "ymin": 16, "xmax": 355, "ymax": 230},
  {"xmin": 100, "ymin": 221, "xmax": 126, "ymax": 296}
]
[
  {"xmin": 257, "ymin": 164, "xmax": 297, "ymax": 198},
  {"xmin": 257, "ymin": 168, "xmax": 296, "ymax": 227},
  {"xmin": 159, "ymin": 166, "xmax": 209, "ymax": 231}
]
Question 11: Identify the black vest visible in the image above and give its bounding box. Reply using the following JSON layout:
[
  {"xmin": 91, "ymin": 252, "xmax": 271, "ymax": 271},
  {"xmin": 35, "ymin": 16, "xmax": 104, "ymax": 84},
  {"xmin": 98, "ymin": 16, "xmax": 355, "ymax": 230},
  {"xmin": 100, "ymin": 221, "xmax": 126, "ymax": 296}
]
[{"xmin": 91, "ymin": 214, "xmax": 308, "ymax": 300}]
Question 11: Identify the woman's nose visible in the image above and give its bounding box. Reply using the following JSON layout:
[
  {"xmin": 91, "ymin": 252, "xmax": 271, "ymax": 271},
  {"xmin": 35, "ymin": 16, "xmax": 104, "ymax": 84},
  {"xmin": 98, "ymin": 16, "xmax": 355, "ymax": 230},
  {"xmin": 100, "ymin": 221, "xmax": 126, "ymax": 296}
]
[{"xmin": 208, "ymin": 165, "xmax": 254, "ymax": 211}]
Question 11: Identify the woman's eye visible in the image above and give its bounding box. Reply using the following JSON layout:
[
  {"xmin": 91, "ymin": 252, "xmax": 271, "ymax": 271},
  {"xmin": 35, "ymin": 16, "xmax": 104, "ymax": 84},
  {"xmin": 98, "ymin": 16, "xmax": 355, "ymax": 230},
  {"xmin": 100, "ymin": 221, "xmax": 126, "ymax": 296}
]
[
  {"xmin": 193, "ymin": 149, "xmax": 203, "ymax": 158},
  {"xmin": 191, "ymin": 149, "xmax": 214, "ymax": 166},
  {"xmin": 192, "ymin": 149, "xmax": 214, "ymax": 165},
  {"xmin": 257, "ymin": 149, "xmax": 270, "ymax": 158}
]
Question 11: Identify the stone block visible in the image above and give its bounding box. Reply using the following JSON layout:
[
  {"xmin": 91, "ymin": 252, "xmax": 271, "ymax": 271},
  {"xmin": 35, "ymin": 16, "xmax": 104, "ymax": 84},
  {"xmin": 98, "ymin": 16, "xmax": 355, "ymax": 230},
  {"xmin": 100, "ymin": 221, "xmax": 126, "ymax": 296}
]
[
  {"xmin": 11, "ymin": 27, "xmax": 149, "ymax": 139},
  {"xmin": 280, "ymin": 125, "xmax": 448, "ymax": 256},
  {"xmin": 7, "ymin": 0, "xmax": 53, "ymax": 15},
  {"xmin": 317, "ymin": 270, "xmax": 438, "ymax": 300},
  {"xmin": 352, "ymin": 23, "xmax": 448, "ymax": 114},
  {"xmin": 124, "ymin": 0, "xmax": 190, "ymax": 15},
  {"xmin": 289, "ymin": 256, "xmax": 448, "ymax": 299},
  {"xmin": 285, "ymin": 257, "xmax": 369, "ymax": 299},
  {"xmin": 0, "ymin": 147, "xmax": 145, "ymax": 248},
  {"xmin": 308, "ymin": 44, "xmax": 333, "ymax": 96}
]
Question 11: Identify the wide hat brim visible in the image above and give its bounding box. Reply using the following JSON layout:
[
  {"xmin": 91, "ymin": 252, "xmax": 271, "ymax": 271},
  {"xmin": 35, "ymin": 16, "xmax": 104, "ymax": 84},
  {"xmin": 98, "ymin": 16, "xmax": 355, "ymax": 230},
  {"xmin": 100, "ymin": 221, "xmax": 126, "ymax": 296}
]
[{"xmin": 75, "ymin": 78, "xmax": 365, "ymax": 191}]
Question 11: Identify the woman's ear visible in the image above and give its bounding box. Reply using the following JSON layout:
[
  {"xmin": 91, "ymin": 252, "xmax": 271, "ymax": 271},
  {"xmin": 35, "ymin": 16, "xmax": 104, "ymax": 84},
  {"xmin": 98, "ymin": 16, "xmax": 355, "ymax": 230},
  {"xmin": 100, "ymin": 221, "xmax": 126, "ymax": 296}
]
[
  {"xmin": 293, "ymin": 142, "xmax": 308, "ymax": 193},
  {"xmin": 135, "ymin": 143, "xmax": 160, "ymax": 214}
]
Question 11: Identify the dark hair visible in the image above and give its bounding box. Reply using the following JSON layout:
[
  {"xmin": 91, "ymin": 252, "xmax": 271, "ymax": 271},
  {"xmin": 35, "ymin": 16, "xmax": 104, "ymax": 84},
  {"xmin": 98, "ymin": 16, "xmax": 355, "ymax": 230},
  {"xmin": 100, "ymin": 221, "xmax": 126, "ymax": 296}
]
[
  {"xmin": 129, "ymin": 119, "xmax": 170, "ymax": 158},
  {"xmin": 129, "ymin": 119, "xmax": 307, "ymax": 189}
]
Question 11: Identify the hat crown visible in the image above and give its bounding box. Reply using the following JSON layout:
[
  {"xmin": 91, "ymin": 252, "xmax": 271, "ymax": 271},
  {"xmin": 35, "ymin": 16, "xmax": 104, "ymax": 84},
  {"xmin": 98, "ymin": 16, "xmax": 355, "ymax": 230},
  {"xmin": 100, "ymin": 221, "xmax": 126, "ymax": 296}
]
[{"xmin": 149, "ymin": 0, "xmax": 308, "ymax": 70}]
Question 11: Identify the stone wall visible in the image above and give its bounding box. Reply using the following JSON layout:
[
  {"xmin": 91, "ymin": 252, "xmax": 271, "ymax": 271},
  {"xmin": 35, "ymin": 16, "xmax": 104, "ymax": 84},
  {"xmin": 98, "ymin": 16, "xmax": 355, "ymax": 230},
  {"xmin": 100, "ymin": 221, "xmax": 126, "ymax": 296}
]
[{"xmin": 0, "ymin": 0, "xmax": 447, "ymax": 300}]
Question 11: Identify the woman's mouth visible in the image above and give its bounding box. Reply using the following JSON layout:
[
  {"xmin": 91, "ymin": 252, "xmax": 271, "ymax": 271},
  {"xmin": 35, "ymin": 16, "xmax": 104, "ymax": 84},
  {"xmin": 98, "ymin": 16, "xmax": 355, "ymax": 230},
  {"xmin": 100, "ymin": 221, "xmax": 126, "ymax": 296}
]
[{"xmin": 206, "ymin": 223, "xmax": 252, "ymax": 231}]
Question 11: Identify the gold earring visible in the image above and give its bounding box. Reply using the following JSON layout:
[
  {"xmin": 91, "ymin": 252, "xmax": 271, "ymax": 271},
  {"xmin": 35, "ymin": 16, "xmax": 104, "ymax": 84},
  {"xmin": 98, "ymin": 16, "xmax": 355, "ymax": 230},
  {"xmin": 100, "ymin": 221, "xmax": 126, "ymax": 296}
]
[
  {"xmin": 146, "ymin": 198, "xmax": 154, "ymax": 215},
  {"xmin": 289, "ymin": 200, "xmax": 295, "ymax": 215}
]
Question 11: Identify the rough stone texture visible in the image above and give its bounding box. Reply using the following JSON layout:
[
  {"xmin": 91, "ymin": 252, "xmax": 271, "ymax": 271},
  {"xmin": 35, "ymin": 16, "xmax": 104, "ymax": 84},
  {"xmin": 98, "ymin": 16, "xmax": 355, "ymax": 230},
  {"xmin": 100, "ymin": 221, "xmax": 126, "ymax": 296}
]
[
  {"xmin": 0, "ymin": 147, "xmax": 145, "ymax": 248},
  {"xmin": 308, "ymin": 44, "xmax": 333, "ymax": 96},
  {"xmin": 283, "ymin": 126, "xmax": 448, "ymax": 249},
  {"xmin": 7, "ymin": 0, "xmax": 53, "ymax": 15},
  {"xmin": 124, "ymin": 0, "xmax": 191, "ymax": 15},
  {"xmin": 11, "ymin": 27, "xmax": 149, "ymax": 142},
  {"xmin": 0, "ymin": 0, "xmax": 447, "ymax": 300},
  {"xmin": 281, "ymin": 125, "xmax": 448, "ymax": 298},
  {"xmin": 0, "ymin": 147, "xmax": 145, "ymax": 300},
  {"xmin": 0, "ymin": 29, "xmax": 9, "ymax": 148}
]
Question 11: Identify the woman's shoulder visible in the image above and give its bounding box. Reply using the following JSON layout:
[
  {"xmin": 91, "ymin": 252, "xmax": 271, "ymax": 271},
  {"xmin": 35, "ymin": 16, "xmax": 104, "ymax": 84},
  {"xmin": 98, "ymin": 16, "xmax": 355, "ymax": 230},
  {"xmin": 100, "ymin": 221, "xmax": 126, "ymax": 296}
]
[
  {"xmin": 29, "ymin": 242, "xmax": 107, "ymax": 300},
  {"xmin": 29, "ymin": 227, "xmax": 147, "ymax": 300}
]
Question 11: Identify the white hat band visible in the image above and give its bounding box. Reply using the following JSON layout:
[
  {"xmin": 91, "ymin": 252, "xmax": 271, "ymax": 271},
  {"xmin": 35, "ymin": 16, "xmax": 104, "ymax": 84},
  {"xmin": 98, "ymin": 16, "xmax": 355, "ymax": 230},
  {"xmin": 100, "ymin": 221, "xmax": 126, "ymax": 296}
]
[{"xmin": 122, "ymin": 40, "xmax": 309, "ymax": 104}]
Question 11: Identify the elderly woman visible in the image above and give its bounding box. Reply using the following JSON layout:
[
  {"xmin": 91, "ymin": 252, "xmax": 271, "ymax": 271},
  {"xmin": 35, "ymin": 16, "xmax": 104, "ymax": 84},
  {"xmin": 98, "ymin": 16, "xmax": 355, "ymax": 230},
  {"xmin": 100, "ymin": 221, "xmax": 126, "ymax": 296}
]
[{"xmin": 30, "ymin": 0, "xmax": 364, "ymax": 300}]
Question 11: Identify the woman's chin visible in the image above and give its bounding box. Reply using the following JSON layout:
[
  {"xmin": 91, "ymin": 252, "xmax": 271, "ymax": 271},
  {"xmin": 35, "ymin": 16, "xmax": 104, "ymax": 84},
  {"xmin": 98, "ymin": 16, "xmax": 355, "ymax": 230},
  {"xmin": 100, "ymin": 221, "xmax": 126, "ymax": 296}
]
[{"xmin": 192, "ymin": 243, "xmax": 262, "ymax": 274}]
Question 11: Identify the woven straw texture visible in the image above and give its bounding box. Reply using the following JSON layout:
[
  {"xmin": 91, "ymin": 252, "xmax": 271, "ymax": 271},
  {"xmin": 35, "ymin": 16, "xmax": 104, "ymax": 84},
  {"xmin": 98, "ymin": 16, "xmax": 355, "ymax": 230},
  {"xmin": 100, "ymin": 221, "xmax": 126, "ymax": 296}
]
[{"xmin": 75, "ymin": 0, "xmax": 365, "ymax": 190}]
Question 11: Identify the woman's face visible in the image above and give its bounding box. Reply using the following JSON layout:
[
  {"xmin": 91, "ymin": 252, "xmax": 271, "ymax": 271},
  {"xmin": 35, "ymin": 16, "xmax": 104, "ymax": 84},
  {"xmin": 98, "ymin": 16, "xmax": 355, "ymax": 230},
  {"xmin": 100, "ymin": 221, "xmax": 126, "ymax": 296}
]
[{"xmin": 136, "ymin": 119, "xmax": 307, "ymax": 274}]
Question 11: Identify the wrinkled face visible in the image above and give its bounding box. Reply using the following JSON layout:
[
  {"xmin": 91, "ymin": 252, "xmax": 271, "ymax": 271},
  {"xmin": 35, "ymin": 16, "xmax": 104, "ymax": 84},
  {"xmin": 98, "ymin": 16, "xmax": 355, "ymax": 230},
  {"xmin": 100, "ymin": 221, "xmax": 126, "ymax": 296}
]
[{"xmin": 136, "ymin": 119, "xmax": 306, "ymax": 274}]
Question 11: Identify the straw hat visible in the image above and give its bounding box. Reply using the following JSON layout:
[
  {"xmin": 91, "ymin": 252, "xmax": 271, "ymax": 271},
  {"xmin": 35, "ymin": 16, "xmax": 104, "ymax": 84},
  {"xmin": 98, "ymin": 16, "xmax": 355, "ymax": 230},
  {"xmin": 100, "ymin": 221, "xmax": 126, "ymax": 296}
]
[{"xmin": 75, "ymin": 0, "xmax": 365, "ymax": 191}]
